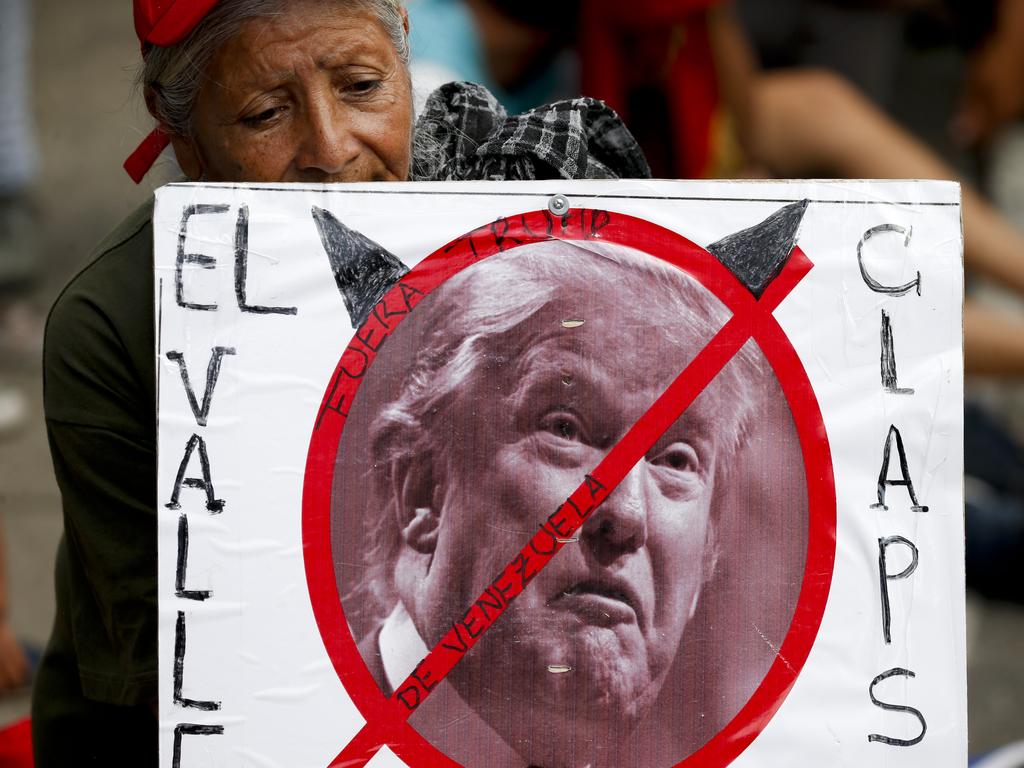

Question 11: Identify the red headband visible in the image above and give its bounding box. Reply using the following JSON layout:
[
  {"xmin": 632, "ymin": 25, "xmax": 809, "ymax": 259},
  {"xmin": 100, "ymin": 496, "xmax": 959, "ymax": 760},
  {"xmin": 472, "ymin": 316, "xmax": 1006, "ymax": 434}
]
[{"xmin": 124, "ymin": 0, "xmax": 220, "ymax": 182}]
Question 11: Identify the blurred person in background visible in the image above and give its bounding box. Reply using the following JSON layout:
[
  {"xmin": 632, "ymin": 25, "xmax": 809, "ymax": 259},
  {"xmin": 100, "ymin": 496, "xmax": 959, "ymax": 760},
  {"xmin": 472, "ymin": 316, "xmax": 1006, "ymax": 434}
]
[
  {"xmin": 408, "ymin": 0, "xmax": 579, "ymax": 113},
  {"xmin": 0, "ymin": 0, "xmax": 36, "ymax": 300},
  {"xmin": 0, "ymin": 522, "xmax": 29, "ymax": 695},
  {"xmin": 732, "ymin": 2, "xmax": 1024, "ymax": 379},
  {"xmin": 0, "ymin": 0, "xmax": 39, "ymax": 438},
  {"xmin": 733, "ymin": 0, "xmax": 1024, "ymax": 605},
  {"xmin": 0, "ymin": 0, "xmax": 36, "ymax": 703},
  {"xmin": 931, "ymin": 0, "xmax": 1024, "ymax": 148}
]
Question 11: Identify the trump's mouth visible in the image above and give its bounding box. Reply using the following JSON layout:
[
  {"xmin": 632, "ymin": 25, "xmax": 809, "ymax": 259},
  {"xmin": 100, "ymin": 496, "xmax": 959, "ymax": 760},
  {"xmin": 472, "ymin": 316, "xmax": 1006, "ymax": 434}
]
[{"xmin": 551, "ymin": 578, "xmax": 643, "ymax": 628}]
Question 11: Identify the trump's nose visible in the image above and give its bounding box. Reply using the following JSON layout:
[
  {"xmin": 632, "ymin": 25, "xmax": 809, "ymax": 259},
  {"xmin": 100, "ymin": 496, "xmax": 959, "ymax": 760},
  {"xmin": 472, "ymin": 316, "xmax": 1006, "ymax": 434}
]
[{"xmin": 582, "ymin": 462, "xmax": 649, "ymax": 565}]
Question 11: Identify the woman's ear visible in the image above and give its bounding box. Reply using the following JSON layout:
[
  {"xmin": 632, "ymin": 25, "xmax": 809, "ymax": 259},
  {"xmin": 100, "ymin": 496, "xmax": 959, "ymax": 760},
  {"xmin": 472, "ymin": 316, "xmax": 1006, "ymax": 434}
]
[
  {"xmin": 692, "ymin": 521, "xmax": 720, "ymax": 619},
  {"xmin": 144, "ymin": 85, "xmax": 204, "ymax": 180},
  {"xmin": 169, "ymin": 135, "xmax": 204, "ymax": 181},
  {"xmin": 392, "ymin": 455, "xmax": 440, "ymax": 555}
]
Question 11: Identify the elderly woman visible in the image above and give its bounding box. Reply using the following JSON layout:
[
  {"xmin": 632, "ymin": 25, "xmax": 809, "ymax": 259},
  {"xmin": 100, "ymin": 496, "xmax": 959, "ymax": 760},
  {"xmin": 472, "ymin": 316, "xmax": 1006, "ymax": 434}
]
[{"xmin": 31, "ymin": 0, "xmax": 647, "ymax": 763}]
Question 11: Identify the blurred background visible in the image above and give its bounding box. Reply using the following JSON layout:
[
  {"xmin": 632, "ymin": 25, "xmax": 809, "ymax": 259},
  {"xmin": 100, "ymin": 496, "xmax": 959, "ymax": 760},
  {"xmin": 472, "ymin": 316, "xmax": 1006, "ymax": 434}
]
[{"xmin": 1, "ymin": 0, "xmax": 1023, "ymax": 763}]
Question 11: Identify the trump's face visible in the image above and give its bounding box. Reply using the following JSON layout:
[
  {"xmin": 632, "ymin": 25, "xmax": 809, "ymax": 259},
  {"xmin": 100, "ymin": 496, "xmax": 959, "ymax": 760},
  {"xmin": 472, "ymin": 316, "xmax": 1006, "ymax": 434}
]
[{"xmin": 399, "ymin": 278, "xmax": 725, "ymax": 753}]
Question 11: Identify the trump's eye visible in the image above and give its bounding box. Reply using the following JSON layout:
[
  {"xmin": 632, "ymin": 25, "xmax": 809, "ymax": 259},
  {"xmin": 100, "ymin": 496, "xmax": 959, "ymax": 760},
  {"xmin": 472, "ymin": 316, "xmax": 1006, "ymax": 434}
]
[
  {"xmin": 650, "ymin": 443, "xmax": 700, "ymax": 474},
  {"xmin": 538, "ymin": 410, "xmax": 584, "ymax": 442}
]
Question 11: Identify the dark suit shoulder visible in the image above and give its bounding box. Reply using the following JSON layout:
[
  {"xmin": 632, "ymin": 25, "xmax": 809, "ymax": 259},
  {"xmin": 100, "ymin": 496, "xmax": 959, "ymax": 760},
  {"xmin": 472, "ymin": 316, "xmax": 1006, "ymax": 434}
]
[{"xmin": 357, "ymin": 623, "xmax": 390, "ymax": 696}]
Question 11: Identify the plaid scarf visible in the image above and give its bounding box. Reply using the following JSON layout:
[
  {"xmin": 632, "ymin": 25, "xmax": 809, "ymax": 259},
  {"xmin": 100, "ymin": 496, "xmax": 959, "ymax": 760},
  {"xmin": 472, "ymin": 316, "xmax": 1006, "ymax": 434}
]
[{"xmin": 411, "ymin": 82, "xmax": 652, "ymax": 181}]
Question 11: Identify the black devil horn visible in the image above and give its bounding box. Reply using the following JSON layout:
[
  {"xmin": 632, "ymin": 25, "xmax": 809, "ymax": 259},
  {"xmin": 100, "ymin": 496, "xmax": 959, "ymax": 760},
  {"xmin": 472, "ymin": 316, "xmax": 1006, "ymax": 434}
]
[
  {"xmin": 311, "ymin": 206, "xmax": 409, "ymax": 328},
  {"xmin": 707, "ymin": 199, "xmax": 809, "ymax": 297}
]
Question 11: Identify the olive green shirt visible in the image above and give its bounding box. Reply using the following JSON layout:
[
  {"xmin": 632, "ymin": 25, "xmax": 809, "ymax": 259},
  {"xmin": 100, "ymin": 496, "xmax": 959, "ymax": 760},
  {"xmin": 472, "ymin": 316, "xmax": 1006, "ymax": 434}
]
[{"xmin": 32, "ymin": 200, "xmax": 158, "ymax": 764}]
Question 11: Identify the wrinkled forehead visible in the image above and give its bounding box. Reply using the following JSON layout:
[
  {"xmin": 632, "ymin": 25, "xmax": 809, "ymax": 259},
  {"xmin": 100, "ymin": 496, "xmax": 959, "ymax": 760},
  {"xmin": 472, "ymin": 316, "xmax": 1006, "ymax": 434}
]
[
  {"xmin": 446, "ymin": 240, "xmax": 732, "ymax": 330},
  {"xmin": 508, "ymin": 298, "xmax": 719, "ymax": 393},
  {"xmin": 538, "ymin": 276, "xmax": 723, "ymax": 347},
  {"xmin": 481, "ymin": 244, "xmax": 731, "ymax": 359},
  {"xmin": 443, "ymin": 242, "xmax": 744, "ymax": 437}
]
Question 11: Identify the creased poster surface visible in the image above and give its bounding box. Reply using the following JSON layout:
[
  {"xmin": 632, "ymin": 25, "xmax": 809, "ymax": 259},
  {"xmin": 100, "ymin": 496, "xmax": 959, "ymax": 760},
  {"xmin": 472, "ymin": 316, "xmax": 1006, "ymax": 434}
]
[{"xmin": 154, "ymin": 180, "xmax": 965, "ymax": 768}]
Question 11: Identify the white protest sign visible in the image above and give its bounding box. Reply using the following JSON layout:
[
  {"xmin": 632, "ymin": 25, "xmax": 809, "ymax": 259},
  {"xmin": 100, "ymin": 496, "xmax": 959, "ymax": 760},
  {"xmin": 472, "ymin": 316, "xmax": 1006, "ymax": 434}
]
[{"xmin": 154, "ymin": 180, "xmax": 965, "ymax": 768}]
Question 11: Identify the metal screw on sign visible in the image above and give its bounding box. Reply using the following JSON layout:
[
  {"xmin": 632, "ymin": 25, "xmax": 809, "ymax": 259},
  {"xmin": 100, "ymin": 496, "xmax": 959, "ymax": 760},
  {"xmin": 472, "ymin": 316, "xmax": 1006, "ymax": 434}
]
[{"xmin": 548, "ymin": 194, "xmax": 570, "ymax": 216}]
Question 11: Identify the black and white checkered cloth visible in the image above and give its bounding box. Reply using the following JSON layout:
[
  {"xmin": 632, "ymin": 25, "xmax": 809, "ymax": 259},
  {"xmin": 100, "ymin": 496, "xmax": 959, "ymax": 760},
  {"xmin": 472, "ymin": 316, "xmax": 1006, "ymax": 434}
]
[{"xmin": 412, "ymin": 82, "xmax": 652, "ymax": 181}]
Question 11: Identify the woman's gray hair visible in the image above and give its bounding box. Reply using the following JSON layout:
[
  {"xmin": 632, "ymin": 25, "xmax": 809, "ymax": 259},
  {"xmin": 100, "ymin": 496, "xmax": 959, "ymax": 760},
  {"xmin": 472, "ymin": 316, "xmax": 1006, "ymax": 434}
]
[{"xmin": 140, "ymin": 0, "xmax": 409, "ymax": 139}]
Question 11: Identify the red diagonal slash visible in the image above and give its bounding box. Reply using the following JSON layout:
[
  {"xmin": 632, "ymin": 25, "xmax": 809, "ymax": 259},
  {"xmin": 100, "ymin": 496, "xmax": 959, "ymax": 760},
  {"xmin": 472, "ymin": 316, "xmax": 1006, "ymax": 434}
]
[{"xmin": 327, "ymin": 238, "xmax": 812, "ymax": 768}]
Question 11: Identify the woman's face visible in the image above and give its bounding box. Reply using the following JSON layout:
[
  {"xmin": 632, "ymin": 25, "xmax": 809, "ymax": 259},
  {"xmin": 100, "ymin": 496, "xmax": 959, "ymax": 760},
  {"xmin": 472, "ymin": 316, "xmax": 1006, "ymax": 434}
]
[{"xmin": 174, "ymin": 2, "xmax": 414, "ymax": 183}]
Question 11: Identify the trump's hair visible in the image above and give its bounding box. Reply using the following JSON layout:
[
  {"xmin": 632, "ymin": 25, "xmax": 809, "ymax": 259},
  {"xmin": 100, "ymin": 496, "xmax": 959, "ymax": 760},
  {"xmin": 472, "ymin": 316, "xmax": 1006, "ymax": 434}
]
[{"xmin": 355, "ymin": 239, "xmax": 762, "ymax": 621}]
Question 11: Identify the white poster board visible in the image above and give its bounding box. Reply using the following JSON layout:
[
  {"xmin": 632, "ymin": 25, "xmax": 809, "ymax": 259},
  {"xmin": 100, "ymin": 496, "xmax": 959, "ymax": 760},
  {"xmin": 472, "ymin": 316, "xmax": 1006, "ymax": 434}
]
[{"xmin": 154, "ymin": 180, "xmax": 965, "ymax": 768}]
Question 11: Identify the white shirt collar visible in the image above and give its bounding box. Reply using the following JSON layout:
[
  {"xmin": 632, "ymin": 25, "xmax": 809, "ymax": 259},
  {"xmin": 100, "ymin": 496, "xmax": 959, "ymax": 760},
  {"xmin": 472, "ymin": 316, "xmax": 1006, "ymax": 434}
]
[
  {"xmin": 378, "ymin": 602, "xmax": 428, "ymax": 693},
  {"xmin": 376, "ymin": 603, "xmax": 592, "ymax": 768}
]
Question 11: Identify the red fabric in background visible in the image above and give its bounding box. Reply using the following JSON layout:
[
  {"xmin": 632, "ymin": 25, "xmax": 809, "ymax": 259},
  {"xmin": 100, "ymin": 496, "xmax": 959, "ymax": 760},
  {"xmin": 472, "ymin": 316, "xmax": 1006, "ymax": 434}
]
[
  {"xmin": 0, "ymin": 719, "xmax": 33, "ymax": 768},
  {"xmin": 591, "ymin": 0, "xmax": 719, "ymax": 26},
  {"xmin": 580, "ymin": 0, "xmax": 723, "ymax": 179}
]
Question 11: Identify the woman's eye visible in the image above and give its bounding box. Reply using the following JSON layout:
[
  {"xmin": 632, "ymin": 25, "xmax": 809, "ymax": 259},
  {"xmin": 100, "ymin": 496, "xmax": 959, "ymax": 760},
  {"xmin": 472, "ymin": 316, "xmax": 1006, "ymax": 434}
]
[
  {"xmin": 242, "ymin": 106, "xmax": 284, "ymax": 126},
  {"xmin": 539, "ymin": 411, "xmax": 583, "ymax": 442},
  {"xmin": 651, "ymin": 443, "xmax": 699, "ymax": 474}
]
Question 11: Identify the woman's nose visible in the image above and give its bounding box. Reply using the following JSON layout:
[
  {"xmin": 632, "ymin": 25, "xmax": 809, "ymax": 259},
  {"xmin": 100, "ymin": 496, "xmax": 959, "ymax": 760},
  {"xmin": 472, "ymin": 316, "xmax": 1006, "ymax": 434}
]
[
  {"xmin": 295, "ymin": 100, "xmax": 360, "ymax": 180},
  {"xmin": 582, "ymin": 462, "xmax": 649, "ymax": 565}
]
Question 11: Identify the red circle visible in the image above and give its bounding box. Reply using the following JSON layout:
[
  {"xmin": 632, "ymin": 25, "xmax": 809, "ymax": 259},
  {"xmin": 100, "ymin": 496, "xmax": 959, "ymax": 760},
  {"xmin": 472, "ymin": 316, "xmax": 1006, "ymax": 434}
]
[{"xmin": 303, "ymin": 209, "xmax": 836, "ymax": 767}]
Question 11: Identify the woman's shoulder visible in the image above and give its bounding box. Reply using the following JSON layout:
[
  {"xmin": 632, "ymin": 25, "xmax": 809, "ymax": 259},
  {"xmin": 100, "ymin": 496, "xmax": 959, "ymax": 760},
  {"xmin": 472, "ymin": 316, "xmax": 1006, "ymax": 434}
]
[
  {"xmin": 44, "ymin": 198, "xmax": 157, "ymax": 430},
  {"xmin": 54, "ymin": 199, "xmax": 155, "ymax": 306},
  {"xmin": 48, "ymin": 199, "xmax": 154, "ymax": 331}
]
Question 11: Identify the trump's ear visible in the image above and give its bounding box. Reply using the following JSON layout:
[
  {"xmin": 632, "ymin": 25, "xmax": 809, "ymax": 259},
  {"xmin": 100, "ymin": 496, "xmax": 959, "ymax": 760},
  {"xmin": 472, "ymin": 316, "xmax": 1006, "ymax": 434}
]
[
  {"xmin": 693, "ymin": 521, "xmax": 721, "ymax": 619},
  {"xmin": 393, "ymin": 455, "xmax": 440, "ymax": 555}
]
